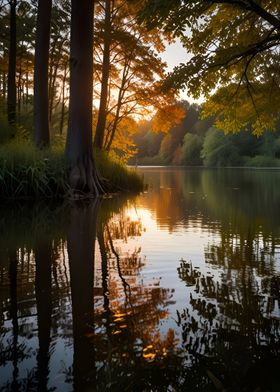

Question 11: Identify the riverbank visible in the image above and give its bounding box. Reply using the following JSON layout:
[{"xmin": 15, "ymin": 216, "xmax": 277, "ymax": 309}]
[{"xmin": 0, "ymin": 141, "xmax": 143, "ymax": 199}]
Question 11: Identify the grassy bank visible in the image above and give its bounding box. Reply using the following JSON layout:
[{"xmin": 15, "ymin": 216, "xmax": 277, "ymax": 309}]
[{"xmin": 0, "ymin": 141, "xmax": 143, "ymax": 199}]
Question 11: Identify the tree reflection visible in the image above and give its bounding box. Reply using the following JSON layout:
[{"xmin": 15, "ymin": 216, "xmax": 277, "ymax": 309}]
[
  {"xmin": 140, "ymin": 168, "xmax": 280, "ymax": 237},
  {"xmin": 67, "ymin": 200, "xmax": 100, "ymax": 391},
  {"xmin": 177, "ymin": 230, "xmax": 280, "ymax": 391},
  {"xmin": 92, "ymin": 202, "xmax": 179, "ymax": 391},
  {"xmin": 0, "ymin": 203, "xmax": 69, "ymax": 391},
  {"xmin": 1, "ymin": 170, "xmax": 280, "ymax": 391},
  {"xmin": 9, "ymin": 251, "xmax": 19, "ymax": 392},
  {"xmin": 34, "ymin": 239, "xmax": 52, "ymax": 391}
]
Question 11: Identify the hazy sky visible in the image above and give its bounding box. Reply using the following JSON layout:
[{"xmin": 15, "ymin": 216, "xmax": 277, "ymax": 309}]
[
  {"xmin": 160, "ymin": 39, "xmax": 204, "ymax": 104},
  {"xmin": 160, "ymin": 39, "xmax": 191, "ymax": 72}
]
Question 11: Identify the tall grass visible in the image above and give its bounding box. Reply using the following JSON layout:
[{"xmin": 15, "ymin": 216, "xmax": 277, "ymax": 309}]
[
  {"xmin": 95, "ymin": 149, "xmax": 144, "ymax": 193},
  {"xmin": 0, "ymin": 142, "xmax": 143, "ymax": 199},
  {"xmin": 0, "ymin": 141, "xmax": 69, "ymax": 198}
]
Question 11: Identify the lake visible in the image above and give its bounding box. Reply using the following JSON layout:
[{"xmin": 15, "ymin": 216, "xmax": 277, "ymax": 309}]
[{"xmin": 1, "ymin": 167, "xmax": 280, "ymax": 391}]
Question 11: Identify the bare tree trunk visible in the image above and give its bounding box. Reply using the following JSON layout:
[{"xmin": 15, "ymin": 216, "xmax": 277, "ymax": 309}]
[
  {"xmin": 66, "ymin": 0, "xmax": 104, "ymax": 195},
  {"xmin": 33, "ymin": 0, "xmax": 52, "ymax": 148},
  {"xmin": 93, "ymin": 0, "xmax": 111, "ymax": 149},
  {"xmin": 7, "ymin": 0, "xmax": 17, "ymax": 125}
]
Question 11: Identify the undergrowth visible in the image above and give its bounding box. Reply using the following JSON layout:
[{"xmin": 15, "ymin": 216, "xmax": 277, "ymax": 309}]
[
  {"xmin": 0, "ymin": 141, "xmax": 69, "ymax": 198},
  {"xmin": 0, "ymin": 141, "xmax": 143, "ymax": 199},
  {"xmin": 95, "ymin": 149, "xmax": 144, "ymax": 193}
]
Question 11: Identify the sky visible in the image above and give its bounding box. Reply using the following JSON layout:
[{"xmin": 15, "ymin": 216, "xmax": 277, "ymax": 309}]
[
  {"xmin": 160, "ymin": 39, "xmax": 191, "ymax": 72},
  {"xmin": 160, "ymin": 39, "xmax": 204, "ymax": 104}
]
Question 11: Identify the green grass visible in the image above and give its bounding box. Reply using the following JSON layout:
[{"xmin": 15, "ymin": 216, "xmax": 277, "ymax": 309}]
[
  {"xmin": 95, "ymin": 149, "xmax": 144, "ymax": 193},
  {"xmin": 0, "ymin": 141, "xmax": 143, "ymax": 199},
  {"xmin": 0, "ymin": 141, "xmax": 69, "ymax": 198}
]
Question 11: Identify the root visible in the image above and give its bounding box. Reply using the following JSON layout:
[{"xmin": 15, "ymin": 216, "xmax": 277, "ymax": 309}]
[{"xmin": 68, "ymin": 154, "xmax": 107, "ymax": 199}]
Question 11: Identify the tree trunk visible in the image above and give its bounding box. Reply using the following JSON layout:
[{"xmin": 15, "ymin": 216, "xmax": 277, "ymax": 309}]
[
  {"xmin": 25, "ymin": 71, "xmax": 29, "ymax": 105},
  {"xmin": 3, "ymin": 72, "xmax": 7, "ymax": 100},
  {"xmin": 7, "ymin": 0, "xmax": 17, "ymax": 125},
  {"xmin": 93, "ymin": 0, "xmax": 111, "ymax": 149},
  {"xmin": 17, "ymin": 63, "xmax": 22, "ymax": 115},
  {"xmin": 33, "ymin": 0, "xmax": 52, "ymax": 148},
  {"xmin": 104, "ymin": 59, "xmax": 130, "ymax": 151},
  {"xmin": 105, "ymin": 85, "xmax": 124, "ymax": 151},
  {"xmin": 66, "ymin": 0, "xmax": 104, "ymax": 195},
  {"xmin": 59, "ymin": 62, "xmax": 68, "ymax": 135},
  {"xmin": 49, "ymin": 47, "xmax": 62, "ymax": 124}
]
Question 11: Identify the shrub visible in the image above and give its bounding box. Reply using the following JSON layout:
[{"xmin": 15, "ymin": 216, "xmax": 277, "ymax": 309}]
[{"xmin": 244, "ymin": 155, "xmax": 280, "ymax": 167}]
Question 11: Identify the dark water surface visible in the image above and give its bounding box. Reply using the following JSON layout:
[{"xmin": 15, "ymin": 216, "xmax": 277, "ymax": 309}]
[{"xmin": 1, "ymin": 168, "xmax": 280, "ymax": 391}]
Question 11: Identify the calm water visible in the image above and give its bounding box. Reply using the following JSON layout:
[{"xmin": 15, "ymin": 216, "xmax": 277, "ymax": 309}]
[{"xmin": 1, "ymin": 168, "xmax": 280, "ymax": 391}]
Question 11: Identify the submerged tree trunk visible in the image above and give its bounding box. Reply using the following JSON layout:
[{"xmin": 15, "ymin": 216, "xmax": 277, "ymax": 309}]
[
  {"xmin": 66, "ymin": 0, "xmax": 104, "ymax": 195},
  {"xmin": 33, "ymin": 0, "xmax": 52, "ymax": 148},
  {"xmin": 93, "ymin": 0, "xmax": 111, "ymax": 149},
  {"xmin": 7, "ymin": 0, "xmax": 17, "ymax": 125}
]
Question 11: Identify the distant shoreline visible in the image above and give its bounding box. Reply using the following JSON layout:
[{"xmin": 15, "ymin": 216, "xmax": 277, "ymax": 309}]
[{"xmin": 132, "ymin": 165, "xmax": 280, "ymax": 171}]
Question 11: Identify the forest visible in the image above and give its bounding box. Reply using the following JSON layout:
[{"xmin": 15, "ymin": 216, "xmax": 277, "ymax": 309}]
[
  {"xmin": 0, "ymin": 0, "xmax": 279, "ymax": 198},
  {"xmin": 131, "ymin": 101, "xmax": 280, "ymax": 167},
  {"xmin": 1, "ymin": 2, "xmax": 280, "ymax": 391}
]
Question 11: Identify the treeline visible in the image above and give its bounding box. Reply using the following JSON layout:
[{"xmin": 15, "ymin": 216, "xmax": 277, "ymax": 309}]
[
  {"xmin": 0, "ymin": 0, "xmax": 182, "ymax": 196},
  {"xmin": 0, "ymin": 0, "xmax": 178, "ymax": 153},
  {"xmin": 131, "ymin": 101, "xmax": 280, "ymax": 167}
]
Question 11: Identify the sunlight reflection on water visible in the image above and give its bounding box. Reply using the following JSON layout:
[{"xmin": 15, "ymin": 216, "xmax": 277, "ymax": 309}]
[{"xmin": 1, "ymin": 168, "xmax": 280, "ymax": 391}]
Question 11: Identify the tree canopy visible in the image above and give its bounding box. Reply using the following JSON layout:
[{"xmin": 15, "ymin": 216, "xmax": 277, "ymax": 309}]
[{"xmin": 140, "ymin": 0, "xmax": 280, "ymax": 135}]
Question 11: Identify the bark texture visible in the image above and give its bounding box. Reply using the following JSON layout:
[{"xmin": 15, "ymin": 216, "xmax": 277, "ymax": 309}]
[{"xmin": 66, "ymin": 0, "xmax": 104, "ymax": 195}]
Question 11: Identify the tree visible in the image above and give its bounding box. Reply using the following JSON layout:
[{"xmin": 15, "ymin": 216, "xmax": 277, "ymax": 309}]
[
  {"xmin": 7, "ymin": 0, "xmax": 17, "ymax": 125},
  {"xmin": 181, "ymin": 133, "xmax": 203, "ymax": 166},
  {"xmin": 93, "ymin": 0, "xmax": 112, "ymax": 149},
  {"xmin": 140, "ymin": 0, "xmax": 280, "ymax": 135},
  {"xmin": 48, "ymin": 1, "xmax": 70, "ymax": 128},
  {"xmin": 66, "ymin": 0, "xmax": 103, "ymax": 194},
  {"xmin": 201, "ymin": 127, "xmax": 242, "ymax": 167},
  {"xmin": 93, "ymin": 0, "xmax": 181, "ymax": 154},
  {"xmin": 33, "ymin": 0, "xmax": 52, "ymax": 148},
  {"xmin": 16, "ymin": 1, "xmax": 36, "ymax": 113}
]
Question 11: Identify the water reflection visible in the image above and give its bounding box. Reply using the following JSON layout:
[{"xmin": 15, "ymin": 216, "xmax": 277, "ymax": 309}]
[{"xmin": 0, "ymin": 168, "xmax": 280, "ymax": 391}]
